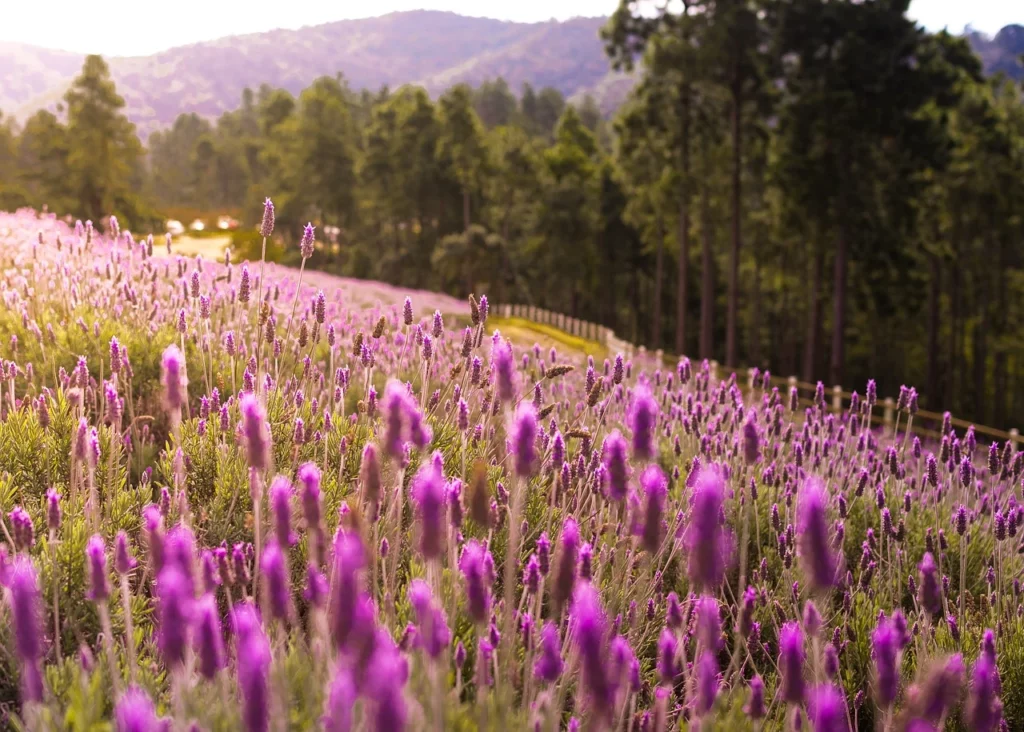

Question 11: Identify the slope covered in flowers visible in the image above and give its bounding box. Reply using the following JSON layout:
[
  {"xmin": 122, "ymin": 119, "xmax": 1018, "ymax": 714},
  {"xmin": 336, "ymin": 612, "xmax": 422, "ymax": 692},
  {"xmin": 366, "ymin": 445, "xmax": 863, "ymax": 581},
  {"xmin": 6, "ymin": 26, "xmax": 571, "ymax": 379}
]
[{"xmin": 0, "ymin": 203, "xmax": 1022, "ymax": 731}]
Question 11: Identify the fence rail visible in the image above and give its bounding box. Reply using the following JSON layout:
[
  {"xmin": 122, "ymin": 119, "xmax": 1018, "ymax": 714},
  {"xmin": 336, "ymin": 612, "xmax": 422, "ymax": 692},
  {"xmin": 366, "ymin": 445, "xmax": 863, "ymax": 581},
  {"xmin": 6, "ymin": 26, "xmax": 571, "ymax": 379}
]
[{"xmin": 495, "ymin": 303, "xmax": 1021, "ymax": 451}]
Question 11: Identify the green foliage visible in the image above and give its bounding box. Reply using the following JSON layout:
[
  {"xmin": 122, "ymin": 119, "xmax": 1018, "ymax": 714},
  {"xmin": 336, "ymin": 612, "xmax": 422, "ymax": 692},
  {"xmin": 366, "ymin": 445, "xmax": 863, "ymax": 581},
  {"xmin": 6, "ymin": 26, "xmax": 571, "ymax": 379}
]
[{"xmin": 63, "ymin": 55, "xmax": 148, "ymax": 228}]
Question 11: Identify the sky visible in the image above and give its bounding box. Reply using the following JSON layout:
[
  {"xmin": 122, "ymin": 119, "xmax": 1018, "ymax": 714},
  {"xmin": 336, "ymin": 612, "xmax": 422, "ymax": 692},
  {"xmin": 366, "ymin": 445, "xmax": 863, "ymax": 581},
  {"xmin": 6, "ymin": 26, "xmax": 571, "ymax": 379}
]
[{"xmin": 0, "ymin": 0, "xmax": 1017, "ymax": 57}]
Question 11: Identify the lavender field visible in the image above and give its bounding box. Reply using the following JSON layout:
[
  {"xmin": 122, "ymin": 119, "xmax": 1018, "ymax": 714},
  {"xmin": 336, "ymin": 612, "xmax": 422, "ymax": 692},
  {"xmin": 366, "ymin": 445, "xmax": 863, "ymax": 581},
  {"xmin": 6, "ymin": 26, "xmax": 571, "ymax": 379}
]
[{"xmin": 0, "ymin": 201, "xmax": 1021, "ymax": 731}]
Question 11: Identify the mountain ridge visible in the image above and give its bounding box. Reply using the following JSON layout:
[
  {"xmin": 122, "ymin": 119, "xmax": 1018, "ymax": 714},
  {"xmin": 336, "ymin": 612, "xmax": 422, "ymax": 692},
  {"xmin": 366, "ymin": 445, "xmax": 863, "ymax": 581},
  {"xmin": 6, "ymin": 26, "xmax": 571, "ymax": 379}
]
[
  {"xmin": 1, "ymin": 12, "xmax": 1019, "ymax": 139},
  {"xmin": 0, "ymin": 11, "xmax": 625, "ymax": 138}
]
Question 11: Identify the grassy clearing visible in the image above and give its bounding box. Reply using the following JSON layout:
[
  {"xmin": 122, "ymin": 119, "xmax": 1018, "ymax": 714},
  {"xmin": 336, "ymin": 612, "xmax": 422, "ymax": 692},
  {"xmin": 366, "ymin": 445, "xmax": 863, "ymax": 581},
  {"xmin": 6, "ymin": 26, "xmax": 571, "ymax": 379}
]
[
  {"xmin": 490, "ymin": 315, "xmax": 607, "ymax": 359},
  {"xmin": 168, "ymin": 234, "xmax": 231, "ymax": 259}
]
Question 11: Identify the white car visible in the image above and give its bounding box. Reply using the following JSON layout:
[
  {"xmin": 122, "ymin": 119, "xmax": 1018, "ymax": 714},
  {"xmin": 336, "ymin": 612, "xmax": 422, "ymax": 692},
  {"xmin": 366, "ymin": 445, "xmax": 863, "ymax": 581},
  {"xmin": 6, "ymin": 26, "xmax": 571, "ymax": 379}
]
[{"xmin": 166, "ymin": 220, "xmax": 185, "ymax": 236}]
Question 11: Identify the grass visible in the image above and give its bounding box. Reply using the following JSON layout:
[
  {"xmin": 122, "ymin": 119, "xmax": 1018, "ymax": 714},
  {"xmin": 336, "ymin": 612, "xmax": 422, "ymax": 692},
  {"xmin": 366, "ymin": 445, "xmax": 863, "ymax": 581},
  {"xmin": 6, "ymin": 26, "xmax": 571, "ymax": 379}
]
[
  {"xmin": 168, "ymin": 234, "xmax": 231, "ymax": 260},
  {"xmin": 489, "ymin": 315, "xmax": 607, "ymax": 359}
]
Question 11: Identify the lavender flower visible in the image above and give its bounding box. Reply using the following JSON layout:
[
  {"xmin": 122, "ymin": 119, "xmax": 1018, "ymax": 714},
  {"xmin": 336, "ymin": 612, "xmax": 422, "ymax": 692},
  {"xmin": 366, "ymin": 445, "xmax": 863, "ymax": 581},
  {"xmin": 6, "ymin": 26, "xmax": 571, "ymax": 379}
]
[
  {"xmin": 686, "ymin": 468, "xmax": 731, "ymax": 589},
  {"xmin": 509, "ymin": 402, "xmax": 538, "ymax": 478},
  {"xmin": 658, "ymin": 628, "xmax": 679, "ymax": 685},
  {"xmin": 297, "ymin": 462, "xmax": 322, "ymax": 532},
  {"xmin": 329, "ymin": 530, "xmax": 365, "ymax": 650},
  {"xmin": 459, "ymin": 540, "xmax": 491, "ymax": 624},
  {"xmin": 9, "ymin": 558, "xmax": 44, "ymax": 702},
  {"xmin": 570, "ymin": 583, "xmax": 614, "ymax": 722},
  {"xmin": 261, "ymin": 541, "xmax": 291, "ymax": 623},
  {"xmin": 779, "ymin": 621, "xmax": 806, "ymax": 704},
  {"xmin": 359, "ymin": 443, "xmax": 382, "ymax": 506},
  {"xmin": 411, "ymin": 458, "xmax": 446, "ymax": 560},
  {"xmin": 259, "ymin": 198, "xmax": 275, "ymax": 237},
  {"xmin": 808, "ymin": 685, "xmax": 847, "ymax": 732},
  {"xmin": 156, "ymin": 565, "xmax": 192, "ymax": 671},
  {"xmin": 239, "ymin": 393, "xmax": 272, "ymax": 471},
  {"xmin": 967, "ymin": 652, "xmax": 1003, "ymax": 732},
  {"xmin": 234, "ymin": 602, "xmax": 272, "ymax": 732},
  {"xmin": 798, "ymin": 477, "xmax": 837, "ymax": 589},
  {"xmin": 628, "ymin": 385, "xmax": 658, "ymax": 460},
  {"xmin": 695, "ymin": 651, "xmax": 719, "ymax": 714},
  {"xmin": 552, "ymin": 516, "xmax": 580, "ymax": 613},
  {"xmin": 601, "ymin": 429, "xmax": 630, "ymax": 501},
  {"xmin": 918, "ymin": 552, "xmax": 942, "ymax": 618},
  {"xmin": 46, "ymin": 488, "xmax": 61, "ymax": 532},
  {"xmin": 696, "ymin": 595, "xmax": 723, "ymax": 651},
  {"xmin": 743, "ymin": 417, "xmax": 760, "ymax": 464},
  {"xmin": 269, "ymin": 476, "xmax": 296, "ymax": 548},
  {"xmin": 114, "ymin": 687, "xmax": 159, "ymax": 732},
  {"xmin": 322, "ymin": 665, "xmax": 355, "ymax": 732},
  {"xmin": 639, "ymin": 464, "xmax": 667, "ymax": 553},
  {"xmin": 194, "ymin": 594, "xmax": 225, "ymax": 679},
  {"xmin": 85, "ymin": 534, "xmax": 110, "ymax": 602},
  {"xmin": 746, "ymin": 676, "xmax": 766, "ymax": 719},
  {"xmin": 872, "ymin": 617, "xmax": 900, "ymax": 708},
  {"xmin": 534, "ymin": 622, "xmax": 564, "ymax": 682},
  {"xmin": 300, "ymin": 222, "xmax": 315, "ymax": 259},
  {"xmin": 382, "ymin": 379, "xmax": 431, "ymax": 460},
  {"xmin": 161, "ymin": 344, "xmax": 187, "ymax": 413}
]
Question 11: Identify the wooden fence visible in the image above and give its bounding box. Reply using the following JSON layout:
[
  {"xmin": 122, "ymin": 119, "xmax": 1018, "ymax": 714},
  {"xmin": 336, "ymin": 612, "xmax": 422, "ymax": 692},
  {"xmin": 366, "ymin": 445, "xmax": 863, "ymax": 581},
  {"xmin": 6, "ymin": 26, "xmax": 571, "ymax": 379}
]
[{"xmin": 496, "ymin": 303, "xmax": 1021, "ymax": 451}]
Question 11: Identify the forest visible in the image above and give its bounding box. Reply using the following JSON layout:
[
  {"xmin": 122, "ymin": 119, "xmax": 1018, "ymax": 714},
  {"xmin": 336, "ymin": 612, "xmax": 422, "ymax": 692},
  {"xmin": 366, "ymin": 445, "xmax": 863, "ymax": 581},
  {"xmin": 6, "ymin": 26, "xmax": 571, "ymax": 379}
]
[{"xmin": 0, "ymin": 0, "xmax": 1022, "ymax": 430}]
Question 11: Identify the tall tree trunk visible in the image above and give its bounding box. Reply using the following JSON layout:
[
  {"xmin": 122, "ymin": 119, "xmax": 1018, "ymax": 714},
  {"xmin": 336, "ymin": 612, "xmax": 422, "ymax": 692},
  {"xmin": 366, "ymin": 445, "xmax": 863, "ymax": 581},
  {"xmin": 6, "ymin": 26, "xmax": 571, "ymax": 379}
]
[
  {"xmin": 462, "ymin": 188, "xmax": 471, "ymax": 232},
  {"xmin": 798, "ymin": 247, "xmax": 823, "ymax": 382},
  {"xmin": 726, "ymin": 81, "xmax": 742, "ymax": 368},
  {"xmin": 830, "ymin": 172, "xmax": 850, "ymax": 387},
  {"xmin": 750, "ymin": 246, "xmax": 761, "ymax": 366},
  {"xmin": 780, "ymin": 279, "xmax": 794, "ymax": 376},
  {"xmin": 676, "ymin": 199, "xmax": 690, "ymax": 357},
  {"xmin": 1010, "ymin": 355, "xmax": 1019, "ymax": 431},
  {"xmin": 994, "ymin": 351, "xmax": 1007, "ymax": 428},
  {"xmin": 803, "ymin": 246, "xmax": 823, "ymax": 382},
  {"xmin": 631, "ymin": 256, "xmax": 641, "ymax": 345},
  {"xmin": 926, "ymin": 252, "xmax": 941, "ymax": 407},
  {"xmin": 603, "ymin": 231, "xmax": 616, "ymax": 330},
  {"xmin": 652, "ymin": 217, "xmax": 664, "ymax": 348},
  {"xmin": 675, "ymin": 89, "xmax": 691, "ymax": 357},
  {"xmin": 993, "ymin": 235, "xmax": 1008, "ymax": 427},
  {"xmin": 973, "ymin": 291, "xmax": 988, "ymax": 425},
  {"xmin": 699, "ymin": 160, "xmax": 714, "ymax": 361},
  {"xmin": 947, "ymin": 243, "xmax": 960, "ymax": 410}
]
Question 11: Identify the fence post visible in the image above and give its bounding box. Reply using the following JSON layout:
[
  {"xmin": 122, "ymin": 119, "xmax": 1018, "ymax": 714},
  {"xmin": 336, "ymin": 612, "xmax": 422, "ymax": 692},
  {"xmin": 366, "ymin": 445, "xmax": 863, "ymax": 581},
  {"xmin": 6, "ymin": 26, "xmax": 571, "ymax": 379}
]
[
  {"xmin": 883, "ymin": 397, "xmax": 895, "ymax": 427},
  {"xmin": 832, "ymin": 385, "xmax": 842, "ymax": 413},
  {"xmin": 710, "ymin": 360, "xmax": 720, "ymax": 381},
  {"xmin": 1011, "ymin": 428, "xmax": 1020, "ymax": 454}
]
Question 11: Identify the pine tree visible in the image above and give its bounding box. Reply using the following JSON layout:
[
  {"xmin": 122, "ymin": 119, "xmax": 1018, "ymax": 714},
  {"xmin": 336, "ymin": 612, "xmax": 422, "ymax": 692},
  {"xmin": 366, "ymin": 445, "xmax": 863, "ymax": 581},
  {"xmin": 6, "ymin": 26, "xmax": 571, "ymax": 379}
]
[{"xmin": 64, "ymin": 55, "xmax": 144, "ymax": 226}]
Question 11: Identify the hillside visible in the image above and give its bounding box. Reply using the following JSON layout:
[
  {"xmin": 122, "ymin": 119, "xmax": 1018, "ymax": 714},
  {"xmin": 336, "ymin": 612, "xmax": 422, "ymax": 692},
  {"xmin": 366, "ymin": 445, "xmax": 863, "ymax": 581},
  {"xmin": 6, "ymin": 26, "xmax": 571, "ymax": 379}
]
[
  {"xmin": 0, "ymin": 11, "xmax": 628, "ymax": 137},
  {"xmin": 967, "ymin": 24, "xmax": 1024, "ymax": 81},
  {"xmin": 1, "ymin": 13, "xmax": 1017, "ymax": 140}
]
